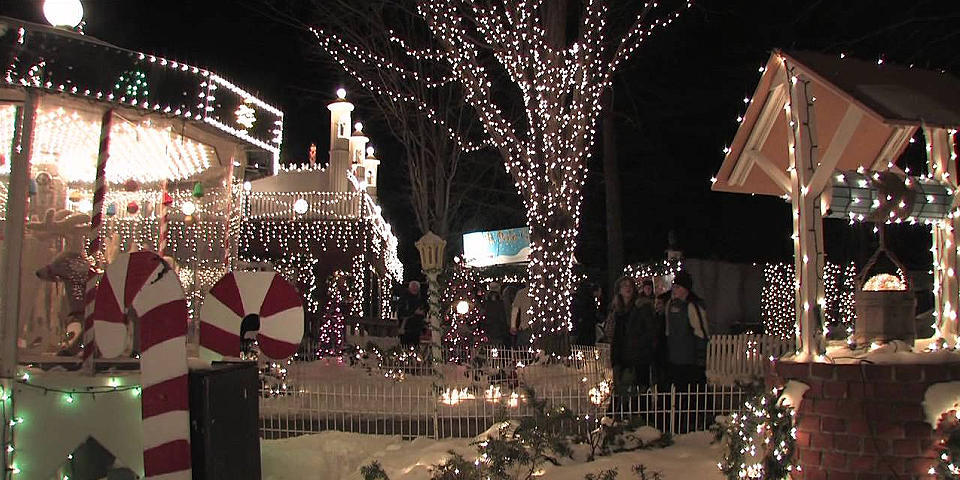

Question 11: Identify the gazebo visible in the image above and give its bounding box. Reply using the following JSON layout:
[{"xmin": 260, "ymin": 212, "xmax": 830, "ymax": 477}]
[{"xmin": 713, "ymin": 50, "xmax": 960, "ymax": 478}]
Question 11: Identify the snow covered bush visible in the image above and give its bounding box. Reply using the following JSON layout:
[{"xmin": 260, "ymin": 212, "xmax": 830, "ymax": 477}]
[{"xmin": 431, "ymin": 387, "xmax": 574, "ymax": 479}]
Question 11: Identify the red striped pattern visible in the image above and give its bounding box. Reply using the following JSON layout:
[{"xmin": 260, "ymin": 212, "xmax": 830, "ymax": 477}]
[
  {"xmin": 82, "ymin": 269, "xmax": 100, "ymax": 362},
  {"xmin": 91, "ymin": 251, "xmax": 191, "ymax": 479},
  {"xmin": 157, "ymin": 180, "xmax": 169, "ymax": 256},
  {"xmin": 88, "ymin": 109, "xmax": 113, "ymax": 259},
  {"xmin": 199, "ymin": 271, "xmax": 304, "ymax": 361}
]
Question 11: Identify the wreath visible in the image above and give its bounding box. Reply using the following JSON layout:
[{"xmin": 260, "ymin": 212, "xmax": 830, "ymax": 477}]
[{"xmin": 719, "ymin": 387, "xmax": 798, "ymax": 479}]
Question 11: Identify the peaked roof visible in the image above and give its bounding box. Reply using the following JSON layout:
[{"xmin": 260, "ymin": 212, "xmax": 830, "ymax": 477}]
[
  {"xmin": 787, "ymin": 50, "xmax": 960, "ymax": 127},
  {"xmin": 712, "ymin": 50, "xmax": 960, "ymax": 197}
]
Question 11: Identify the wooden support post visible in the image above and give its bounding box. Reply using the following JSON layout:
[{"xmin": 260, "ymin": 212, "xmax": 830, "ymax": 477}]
[
  {"xmin": 925, "ymin": 126, "xmax": 959, "ymax": 343},
  {"xmin": 784, "ymin": 65, "xmax": 826, "ymax": 356},
  {"xmin": 1, "ymin": 91, "xmax": 36, "ymax": 475},
  {"xmin": 1, "ymin": 92, "xmax": 36, "ymax": 377}
]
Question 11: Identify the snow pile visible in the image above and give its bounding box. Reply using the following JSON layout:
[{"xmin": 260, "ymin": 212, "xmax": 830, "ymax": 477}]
[
  {"xmin": 922, "ymin": 381, "xmax": 960, "ymax": 428},
  {"xmin": 779, "ymin": 380, "xmax": 809, "ymax": 410},
  {"xmin": 784, "ymin": 339, "xmax": 960, "ymax": 365},
  {"xmin": 261, "ymin": 430, "xmax": 723, "ymax": 480}
]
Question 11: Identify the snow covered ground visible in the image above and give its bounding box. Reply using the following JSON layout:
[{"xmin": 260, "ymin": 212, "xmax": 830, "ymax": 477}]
[{"xmin": 261, "ymin": 430, "xmax": 724, "ymax": 480}]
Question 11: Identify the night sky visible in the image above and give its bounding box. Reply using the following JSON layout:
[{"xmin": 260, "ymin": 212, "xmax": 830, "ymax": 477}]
[{"xmin": 2, "ymin": 1, "xmax": 959, "ymax": 280}]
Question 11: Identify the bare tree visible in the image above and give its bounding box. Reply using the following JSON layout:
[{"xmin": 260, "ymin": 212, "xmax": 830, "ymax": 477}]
[
  {"xmin": 296, "ymin": 0, "xmax": 506, "ymax": 245},
  {"xmin": 310, "ymin": 0, "xmax": 688, "ymax": 353}
]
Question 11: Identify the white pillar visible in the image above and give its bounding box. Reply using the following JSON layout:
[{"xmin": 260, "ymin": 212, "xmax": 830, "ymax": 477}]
[
  {"xmin": 1, "ymin": 91, "xmax": 36, "ymax": 475},
  {"xmin": 327, "ymin": 99, "xmax": 354, "ymax": 192},
  {"xmin": 925, "ymin": 126, "xmax": 959, "ymax": 343},
  {"xmin": 1, "ymin": 92, "xmax": 36, "ymax": 377},
  {"xmin": 784, "ymin": 65, "xmax": 825, "ymax": 356}
]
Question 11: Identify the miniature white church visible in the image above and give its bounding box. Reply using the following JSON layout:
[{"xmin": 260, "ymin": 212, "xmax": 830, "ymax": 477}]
[
  {"xmin": 250, "ymin": 88, "xmax": 381, "ymax": 199},
  {"xmin": 326, "ymin": 88, "xmax": 381, "ymax": 198}
]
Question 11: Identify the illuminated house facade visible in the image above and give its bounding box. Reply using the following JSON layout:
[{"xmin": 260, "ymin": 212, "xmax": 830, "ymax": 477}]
[{"xmin": 242, "ymin": 91, "xmax": 401, "ymax": 335}]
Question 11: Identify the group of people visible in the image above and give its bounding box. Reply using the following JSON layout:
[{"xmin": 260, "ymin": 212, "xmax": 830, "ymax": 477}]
[
  {"xmin": 396, "ymin": 269, "xmax": 710, "ymax": 394},
  {"xmin": 603, "ymin": 270, "xmax": 709, "ymax": 393},
  {"xmin": 395, "ymin": 279, "xmax": 536, "ymax": 348}
]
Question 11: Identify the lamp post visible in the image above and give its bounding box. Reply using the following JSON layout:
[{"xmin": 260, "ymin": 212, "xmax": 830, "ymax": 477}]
[{"xmin": 416, "ymin": 231, "xmax": 446, "ymax": 361}]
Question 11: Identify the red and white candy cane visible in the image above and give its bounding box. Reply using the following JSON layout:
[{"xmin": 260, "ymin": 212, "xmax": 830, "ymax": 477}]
[
  {"xmin": 88, "ymin": 109, "xmax": 113, "ymax": 261},
  {"xmin": 199, "ymin": 271, "xmax": 304, "ymax": 361},
  {"xmin": 91, "ymin": 251, "xmax": 191, "ymax": 480},
  {"xmin": 157, "ymin": 180, "xmax": 170, "ymax": 256},
  {"xmin": 82, "ymin": 269, "xmax": 100, "ymax": 363},
  {"xmin": 83, "ymin": 108, "xmax": 113, "ymax": 364}
]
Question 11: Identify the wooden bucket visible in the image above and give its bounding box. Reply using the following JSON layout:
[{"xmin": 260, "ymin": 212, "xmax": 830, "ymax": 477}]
[{"xmin": 852, "ymin": 229, "xmax": 916, "ymax": 346}]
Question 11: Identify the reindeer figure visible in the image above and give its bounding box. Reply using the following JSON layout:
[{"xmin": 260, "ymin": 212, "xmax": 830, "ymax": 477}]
[{"xmin": 28, "ymin": 209, "xmax": 94, "ymax": 355}]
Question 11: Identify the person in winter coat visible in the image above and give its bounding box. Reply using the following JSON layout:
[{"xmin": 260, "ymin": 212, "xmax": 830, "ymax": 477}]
[
  {"xmin": 398, "ymin": 281, "xmax": 426, "ymax": 347},
  {"xmin": 481, "ymin": 283, "xmax": 509, "ymax": 346},
  {"xmin": 571, "ymin": 280, "xmax": 601, "ymax": 346},
  {"xmin": 665, "ymin": 270, "xmax": 709, "ymax": 389},
  {"xmin": 510, "ymin": 286, "xmax": 533, "ymax": 348},
  {"xmin": 604, "ymin": 276, "xmax": 661, "ymax": 393}
]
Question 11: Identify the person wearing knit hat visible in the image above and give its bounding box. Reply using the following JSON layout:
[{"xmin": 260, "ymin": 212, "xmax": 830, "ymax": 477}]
[
  {"xmin": 665, "ymin": 270, "xmax": 709, "ymax": 389},
  {"xmin": 640, "ymin": 278, "xmax": 654, "ymax": 300}
]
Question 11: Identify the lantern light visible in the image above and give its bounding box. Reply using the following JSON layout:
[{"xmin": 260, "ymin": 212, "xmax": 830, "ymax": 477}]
[
  {"xmin": 43, "ymin": 0, "xmax": 84, "ymax": 28},
  {"xmin": 293, "ymin": 198, "xmax": 309, "ymax": 215}
]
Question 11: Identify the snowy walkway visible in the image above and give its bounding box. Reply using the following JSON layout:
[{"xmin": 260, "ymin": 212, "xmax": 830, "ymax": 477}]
[{"xmin": 261, "ymin": 430, "xmax": 724, "ymax": 480}]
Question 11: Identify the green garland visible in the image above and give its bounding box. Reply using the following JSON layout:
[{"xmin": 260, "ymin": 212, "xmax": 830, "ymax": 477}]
[
  {"xmin": 934, "ymin": 414, "xmax": 960, "ymax": 478},
  {"xmin": 719, "ymin": 387, "xmax": 798, "ymax": 480}
]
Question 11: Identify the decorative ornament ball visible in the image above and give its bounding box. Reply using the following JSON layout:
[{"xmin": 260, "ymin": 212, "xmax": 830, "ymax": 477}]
[
  {"xmin": 105, "ymin": 203, "xmax": 117, "ymax": 216},
  {"xmin": 181, "ymin": 200, "xmax": 196, "ymax": 216},
  {"xmin": 162, "ymin": 192, "xmax": 173, "ymax": 206},
  {"xmin": 126, "ymin": 201, "xmax": 139, "ymax": 214},
  {"xmin": 192, "ymin": 182, "xmax": 204, "ymax": 198},
  {"xmin": 124, "ymin": 179, "xmax": 139, "ymax": 192},
  {"xmin": 68, "ymin": 190, "xmax": 82, "ymax": 202}
]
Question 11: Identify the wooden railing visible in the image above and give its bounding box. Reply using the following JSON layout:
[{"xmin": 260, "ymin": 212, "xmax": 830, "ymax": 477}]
[{"xmin": 706, "ymin": 334, "xmax": 795, "ymax": 385}]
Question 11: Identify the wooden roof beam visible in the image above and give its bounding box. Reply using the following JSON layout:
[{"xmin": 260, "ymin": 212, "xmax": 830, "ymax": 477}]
[
  {"xmin": 729, "ymin": 82, "xmax": 787, "ymax": 187},
  {"xmin": 870, "ymin": 126, "xmax": 916, "ymax": 172},
  {"xmin": 746, "ymin": 149, "xmax": 791, "ymax": 194},
  {"xmin": 806, "ymin": 104, "xmax": 864, "ymax": 197}
]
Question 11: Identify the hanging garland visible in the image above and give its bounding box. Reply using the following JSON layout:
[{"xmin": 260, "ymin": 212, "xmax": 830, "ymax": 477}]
[{"xmin": 719, "ymin": 386, "xmax": 798, "ymax": 480}]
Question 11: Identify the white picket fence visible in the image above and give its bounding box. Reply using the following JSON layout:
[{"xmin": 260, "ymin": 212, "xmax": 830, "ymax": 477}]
[{"xmin": 706, "ymin": 334, "xmax": 795, "ymax": 385}]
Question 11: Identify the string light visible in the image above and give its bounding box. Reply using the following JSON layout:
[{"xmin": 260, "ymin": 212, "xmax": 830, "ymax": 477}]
[
  {"xmin": 4, "ymin": 21, "xmax": 282, "ymax": 162},
  {"xmin": 313, "ymin": 0, "xmax": 690, "ymax": 350},
  {"xmin": 762, "ymin": 261, "xmax": 857, "ymax": 340}
]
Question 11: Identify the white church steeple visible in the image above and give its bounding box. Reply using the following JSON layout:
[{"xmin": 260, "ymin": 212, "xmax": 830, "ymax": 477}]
[{"xmin": 326, "ymin": 88, "xmax": 354, "ymax": 192}]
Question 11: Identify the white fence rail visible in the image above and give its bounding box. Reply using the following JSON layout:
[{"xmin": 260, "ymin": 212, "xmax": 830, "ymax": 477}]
[
  {"xmin": 706, "ymin": 334, "xmax": 795, "ymax": 385},
  {"xmin": 259, "ymin": 382, "xmax": 746, "ymax": 440},
  {"xmin": 261, "ymin": 344, "xmax": 748, "ymax": 440}
]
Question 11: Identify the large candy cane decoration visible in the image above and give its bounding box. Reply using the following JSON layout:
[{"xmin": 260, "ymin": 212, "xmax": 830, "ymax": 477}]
[
  {"xmin": 91, "ymin": 251, "xmax": 191, "ymax": 480},
  {"xmin": 199, "ymin": 271, "xmax": 304, "ymax": 361}
]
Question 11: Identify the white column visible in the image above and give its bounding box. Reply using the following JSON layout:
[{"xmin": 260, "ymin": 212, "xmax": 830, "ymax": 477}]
[
  {"xmin": 1, "ymin": 92, "xmax": 36, "ymax": 377},
  {"xmin": 925, "ymin": 126, "xmax": 959, "ymax": 343},
  {"xmin": 784, "ymin": 64, "xmax": 826, "ymax": 356}
]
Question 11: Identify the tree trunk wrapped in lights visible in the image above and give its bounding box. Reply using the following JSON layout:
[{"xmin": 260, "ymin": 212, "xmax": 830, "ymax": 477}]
[{"xmin": 312, "ymin": 0, "xmax": 690, "ymax": 353}]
